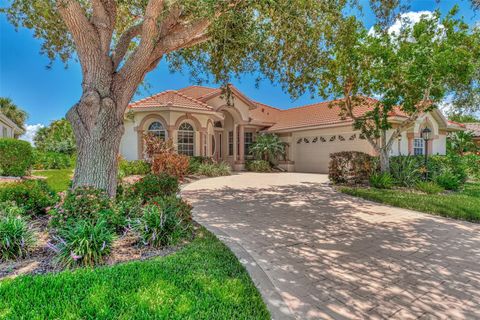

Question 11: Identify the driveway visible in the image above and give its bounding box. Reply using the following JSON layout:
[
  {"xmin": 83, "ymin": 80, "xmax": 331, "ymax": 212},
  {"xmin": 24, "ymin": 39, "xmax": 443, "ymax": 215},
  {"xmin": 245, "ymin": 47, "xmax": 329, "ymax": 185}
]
[{"xmin": 182, "ymin": 173, "xmax": 480, "ymax": 320}]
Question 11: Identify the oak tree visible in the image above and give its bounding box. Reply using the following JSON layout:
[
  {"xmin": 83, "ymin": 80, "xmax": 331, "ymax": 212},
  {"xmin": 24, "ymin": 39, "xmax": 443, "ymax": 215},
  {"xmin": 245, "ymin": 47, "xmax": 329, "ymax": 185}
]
[{"xmin": 3, "ymin": 0, "xmax": 348, "ymax": 195}]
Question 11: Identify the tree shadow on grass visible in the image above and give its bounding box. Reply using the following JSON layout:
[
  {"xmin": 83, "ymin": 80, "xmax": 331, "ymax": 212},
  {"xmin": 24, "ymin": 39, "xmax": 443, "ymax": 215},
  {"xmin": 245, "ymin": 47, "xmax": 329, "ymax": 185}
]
[{"xmin": 183, "ymin": 181, "xmax": 480, "ymax": 319}]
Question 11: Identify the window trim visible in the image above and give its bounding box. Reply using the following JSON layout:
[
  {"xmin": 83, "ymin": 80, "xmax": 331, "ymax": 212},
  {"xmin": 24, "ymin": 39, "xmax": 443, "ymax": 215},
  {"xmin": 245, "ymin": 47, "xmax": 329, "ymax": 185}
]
[
  {"xmin": 413, "ymin": 138, "xmax": 424, "ymax": 155},
  {"xmin": 147, "ymin": 121, "xmax": 167, "ymax": 140},
  {"xmin": 228, "ymin": 131, "xmax": 234, "ymax": 156},
  {"xmin": 177, "ymin": 122, "xmax": 195, "ymax": 156},
  {"xmin": 244, "ymin": 132, "xmax": 254, "ymax": 158}
]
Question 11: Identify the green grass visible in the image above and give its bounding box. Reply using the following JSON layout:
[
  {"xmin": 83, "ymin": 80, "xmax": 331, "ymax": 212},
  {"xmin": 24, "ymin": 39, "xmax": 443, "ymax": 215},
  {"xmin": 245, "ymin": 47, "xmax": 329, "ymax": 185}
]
[
  {"xmin": 340, "ymin": 182, "xmax": 480, "ymax": 222},
  {"xmin": 32, "ymin": 169, "xmax": 73, "ymax": 192},
  {"xmin": 0, "ymin": 228, "xmax": 270, "ymax": 320}
]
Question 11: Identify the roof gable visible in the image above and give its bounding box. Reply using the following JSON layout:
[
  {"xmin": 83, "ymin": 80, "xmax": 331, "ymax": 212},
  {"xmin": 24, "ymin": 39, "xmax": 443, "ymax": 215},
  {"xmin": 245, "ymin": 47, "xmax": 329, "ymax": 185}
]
[{"xmin": 129, "ymin": 90, "xmax": 213, "ymax": 111}]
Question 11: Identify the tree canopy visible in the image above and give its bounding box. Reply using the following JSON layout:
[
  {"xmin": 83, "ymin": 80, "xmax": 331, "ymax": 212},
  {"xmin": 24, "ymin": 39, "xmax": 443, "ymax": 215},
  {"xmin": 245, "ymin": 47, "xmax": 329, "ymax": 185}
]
[
  {"xmin": 0, "ymin": 97, "xmax": 27, "ymax": 132},
  {"xmin": 34, "ymin": 119, "xmax": 76, "ymax": 155}
]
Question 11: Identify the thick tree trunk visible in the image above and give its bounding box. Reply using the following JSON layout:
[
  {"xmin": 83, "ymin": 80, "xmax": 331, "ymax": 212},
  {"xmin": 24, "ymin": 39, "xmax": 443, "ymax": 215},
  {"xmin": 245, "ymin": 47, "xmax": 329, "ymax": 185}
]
[{"xmin": 67, "ymin": 91, "xmax": 125, "ymax": 197}]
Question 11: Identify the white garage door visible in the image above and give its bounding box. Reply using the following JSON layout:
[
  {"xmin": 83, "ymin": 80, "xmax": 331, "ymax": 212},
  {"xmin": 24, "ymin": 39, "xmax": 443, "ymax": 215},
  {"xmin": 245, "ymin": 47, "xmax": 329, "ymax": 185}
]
[{"xmin": 294, "ymin": 133, "xmax": 370, "ymax": 173}]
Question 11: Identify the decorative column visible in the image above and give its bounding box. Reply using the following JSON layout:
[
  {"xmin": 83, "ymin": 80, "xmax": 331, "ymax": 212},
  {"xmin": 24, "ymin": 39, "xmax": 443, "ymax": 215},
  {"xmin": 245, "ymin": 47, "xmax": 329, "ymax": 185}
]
[
  {"xmin": 238, "ymin": 124, "xmax": 245, "ymax": 163},
  {"xmin": 233, "ymin": 123, "xmax": 238, "ymax": 161},
  {"xmin": 135, "ymin": 127, "xmax": 144, "ymax": 159}
]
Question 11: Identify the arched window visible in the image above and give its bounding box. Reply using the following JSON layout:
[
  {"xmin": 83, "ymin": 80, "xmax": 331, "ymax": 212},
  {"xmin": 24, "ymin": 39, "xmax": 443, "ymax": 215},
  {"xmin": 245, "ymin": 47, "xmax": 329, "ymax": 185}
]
[
  {"xmin": 177, "ymin": 122, "xmax": 194, "ymax": 156},
  {"xmin": 148, "ymin": 121, "xmax": 166, "ymax": 140}
]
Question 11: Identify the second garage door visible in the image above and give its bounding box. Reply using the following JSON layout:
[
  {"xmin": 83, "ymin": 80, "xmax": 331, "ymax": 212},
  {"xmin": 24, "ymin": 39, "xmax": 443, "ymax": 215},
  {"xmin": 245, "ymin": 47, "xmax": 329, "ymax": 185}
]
[{"xmin": 293, "ymin": 133, "xmax": 372, "ymax": 173}]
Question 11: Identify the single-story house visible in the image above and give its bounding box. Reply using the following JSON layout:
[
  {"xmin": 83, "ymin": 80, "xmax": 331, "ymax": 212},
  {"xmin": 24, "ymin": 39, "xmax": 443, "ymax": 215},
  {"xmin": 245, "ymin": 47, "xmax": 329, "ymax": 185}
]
[
  {"xmin": 120, "ymin": 85, "xmax": 463, "ymax": 173},
  {"xmin": 0, "ymin": 111, "xmax": 22, "ymax": 138},
  {"xmin": 465, "ymin": 123, "xmax": 480, "ymax": 147}
]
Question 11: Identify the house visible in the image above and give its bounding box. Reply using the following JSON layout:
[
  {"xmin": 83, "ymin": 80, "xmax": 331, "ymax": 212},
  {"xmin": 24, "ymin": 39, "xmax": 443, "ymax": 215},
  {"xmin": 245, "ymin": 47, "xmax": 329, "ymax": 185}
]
[
  {"xmin": 465, "ymin": 123, "xmax": 480, "ymax": 147},
  {"xmin": 120, "ymin": 85, "xmax": 463, "ymax": 173},
  {"xmin": 0, "ymin": 111, "xmax": 22, "ymax": 138}
]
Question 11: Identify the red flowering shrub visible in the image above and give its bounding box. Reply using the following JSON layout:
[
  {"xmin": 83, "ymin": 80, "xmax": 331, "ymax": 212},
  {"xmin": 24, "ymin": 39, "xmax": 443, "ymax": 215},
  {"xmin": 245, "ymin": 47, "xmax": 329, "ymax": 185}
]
[
  {"xmin": 329, "ymin": 151, "xmax": 375, "ymax": 184},
  {"xmin": 143, "ymin": 134, "xmax": 189, "ymax": 179}
]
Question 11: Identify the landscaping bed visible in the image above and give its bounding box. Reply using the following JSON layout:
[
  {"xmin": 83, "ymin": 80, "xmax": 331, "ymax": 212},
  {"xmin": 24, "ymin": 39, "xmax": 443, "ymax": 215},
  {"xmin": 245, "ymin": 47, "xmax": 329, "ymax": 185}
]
[{"xmin": 0, "ymin": 227, "xmax": 270, "ymax": 319}]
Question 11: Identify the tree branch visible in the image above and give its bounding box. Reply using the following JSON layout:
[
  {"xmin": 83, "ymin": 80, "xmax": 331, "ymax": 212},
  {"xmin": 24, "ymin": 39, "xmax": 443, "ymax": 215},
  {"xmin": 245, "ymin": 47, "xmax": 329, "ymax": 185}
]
[
  {"xmin": 92, "ymin": 0, "xmax": 117, "ymax": 53},
  {"xmin": 112, "ymin": 23, "xmax": 143, "ymax": 70}
]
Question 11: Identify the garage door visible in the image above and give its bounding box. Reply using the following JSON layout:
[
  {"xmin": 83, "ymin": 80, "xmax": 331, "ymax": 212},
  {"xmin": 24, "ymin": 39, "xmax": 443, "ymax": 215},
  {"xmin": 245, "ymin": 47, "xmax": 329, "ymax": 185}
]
[{"xmin": 294, "ymin": 133, "xmax": 369, "ymax": 173}]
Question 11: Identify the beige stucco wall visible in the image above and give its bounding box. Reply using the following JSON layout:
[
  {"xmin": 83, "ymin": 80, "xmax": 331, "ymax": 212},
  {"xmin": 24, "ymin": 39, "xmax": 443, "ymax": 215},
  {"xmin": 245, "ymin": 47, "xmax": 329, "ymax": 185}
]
[{"xmin": 0, "ymin": 119, "xmax": 15, "ymax": 138}]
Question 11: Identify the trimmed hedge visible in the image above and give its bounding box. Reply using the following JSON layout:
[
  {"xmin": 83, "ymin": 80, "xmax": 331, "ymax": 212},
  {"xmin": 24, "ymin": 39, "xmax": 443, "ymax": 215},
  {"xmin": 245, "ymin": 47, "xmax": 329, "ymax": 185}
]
[
  {"xmin": 0, "ymin": 138, "xmax": 33, "ymax": 177},
  {"xmin": 118, "ymin": 159, "xmax": 151, "ymax": 178},
  {"xmin": 32, "ymin": 150, "xmax": 74, "ymax": 170},
  {"xmin": 0, "ymin": 180, "xmax": 58, "ymax": 216},
  {"xmin": 329, "ymin": 151, "xmax": 375, "ymax": 184}
]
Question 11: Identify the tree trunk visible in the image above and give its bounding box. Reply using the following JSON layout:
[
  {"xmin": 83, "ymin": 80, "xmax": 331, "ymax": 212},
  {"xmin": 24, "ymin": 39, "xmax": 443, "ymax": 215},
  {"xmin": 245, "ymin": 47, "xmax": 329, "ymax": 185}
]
[
  {"xmin": 67, "ymin": 91, "xmax": 125, "ymax": 197},
  {"xmin": 379, "ymin": 148, "xmax": 390, "ymax": 173}
]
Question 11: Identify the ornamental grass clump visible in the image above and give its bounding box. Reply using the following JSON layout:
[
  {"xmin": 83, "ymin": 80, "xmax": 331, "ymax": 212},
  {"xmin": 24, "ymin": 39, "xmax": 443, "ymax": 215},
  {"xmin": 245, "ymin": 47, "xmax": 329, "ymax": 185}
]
[
  {"xmin": 246, "ymin": 160, "xmax": 271, "ymax": 172},
  {"xmin": 415, "ymin": 181, "xmax": 444, "ymax": 195},
  {"xmin": 369, "ymin": 172, "xmax": 394, "ymax": 189},
  {"xmin": 134, "ymin": 196, "xmax": 193, "ymax": 248},
  {"xmin": 0, "ymin": 203, "xmax": 35, "ymax": 261},
  {"xmin": 53, "ymin": 219, "xmax": 115, "ymax": 268},
  {"xmin": 196, "ymin": 162, "xmax": 231, "ymax": 177}
]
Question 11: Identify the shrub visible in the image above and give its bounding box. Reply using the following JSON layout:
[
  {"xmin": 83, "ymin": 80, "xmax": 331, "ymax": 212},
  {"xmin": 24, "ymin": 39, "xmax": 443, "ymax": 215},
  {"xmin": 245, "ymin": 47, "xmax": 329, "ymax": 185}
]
[
  {"xmin": 435, "ymin": 172, "xmax": 461, "ymax": 191},
  {"xmin": 462, "ymin": 154, "xmax": 480, "ymax": 180},
  {"xmin": 118, "ymin": 159, "xmax": 151, "ymax": 178},
  {"xmin": 114, "ymin": 196, "xmax": 144, "ymax": 221},
  {"xmin": 415, "ymin": 181, "xmax": 444, "ymax": 194},
  {"xmin": 51, "ymin": 187, "xmax": 112, "ymax": 226},
  {"xmin": 0, "ymin": 138, "xmax": 34, "ymax": 177},
  {"xmin": 427, "ymin": 154, "xmax": 467, "ymax": 184},
  {"xmin": 128, "ymin": 174, "xmax": 179, "ymax": 201},
  {"xmin": 134, "ymin": 197, "xmax": 192, "ymax": 247},
  {"xmin": 389, "ymin": 155, "xmax": 422, "ymax": 187},
  {"xmin": 329, "ymin": 151, "xmax": 375, "ymax": 184},
  {"xmin": 32, "ymin": 150, "xmax": 73, "ymax": 170},
  {"xmin": 246, "ymin": 160, "xmax": 271, "ymax": 172},
  {"xmin": 0, "ymin": 180, "xmax": 57, "ymax": 216},
  {"xmin": 0, "ymin": 206, "xmax": 35, "ymax": 261},
  {"xmin": 53, "ymin": 219, "xmax": 115, "ymax": 268},
  {"xmin": 196, "ymin": 162, "xmax": 231, "ymax": 177},
  {"xmin": 188, "ymin": 156, "xmax": 213, "ymax": 174},
  {"xmin": 369, "ymin": 172, "xmax": 394, "ymax": 189},
  {"xmin": 151, "ymin": 153, "xmax": 190, "ymax": 179}
]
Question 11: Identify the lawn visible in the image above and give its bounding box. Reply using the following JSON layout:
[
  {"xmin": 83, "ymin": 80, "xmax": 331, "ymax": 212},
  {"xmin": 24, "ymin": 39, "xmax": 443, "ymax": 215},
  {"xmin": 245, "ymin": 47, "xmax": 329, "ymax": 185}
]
[
  {"xmin": 0, "ymin": 228, "xmax": 270, "ymax": 319},
  {"xmin": 340, "ymin": 182, "xmax": 480, "ymax": 222},
  {"xmin": 32, "ymin": 169, "xmax": 73, "ymax": 192}
]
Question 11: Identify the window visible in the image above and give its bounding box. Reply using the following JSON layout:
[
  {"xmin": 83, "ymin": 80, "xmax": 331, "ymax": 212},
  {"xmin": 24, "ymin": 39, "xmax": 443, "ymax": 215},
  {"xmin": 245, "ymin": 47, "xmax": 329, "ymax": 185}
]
[
  {"xmin": 1, "ymin": 126, "xmax": 6, "ymax": 138},
  {"xmin": 413, "ymin": 138, "xmax": 424, "ymax": 155},
  {"xmin": 244, "ymin": 132, "xmax": 253, "ymax": 156},
  {"xmin": 148, "ymin": 121, "xmax": 166, "ymax": 140},
  {"xmin": 228, "ymin": 131, "xmax": 234, "ymax": 156},
  {"xmin": 177, "ymin": 122, "xmax": 194, "ymax": 156}
]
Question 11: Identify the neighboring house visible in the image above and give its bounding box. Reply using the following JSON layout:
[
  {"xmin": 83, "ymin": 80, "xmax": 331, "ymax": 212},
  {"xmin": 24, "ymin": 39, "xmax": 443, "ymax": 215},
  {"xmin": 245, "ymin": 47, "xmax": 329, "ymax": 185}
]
[
  {"xmin": 120, "ymin": 85, "xmax": 463, "ymax": 173},
  {"xmin": 465, "ymin": 123, "xmax": 480, "ymax": 147},
  {"xmin": 0, "ymin": 111, "xmax": 22, "ymax": 139}
]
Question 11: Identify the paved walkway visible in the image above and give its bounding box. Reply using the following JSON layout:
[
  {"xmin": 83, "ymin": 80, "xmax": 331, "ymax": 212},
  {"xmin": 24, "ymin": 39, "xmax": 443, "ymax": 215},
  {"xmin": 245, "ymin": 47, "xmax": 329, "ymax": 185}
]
[{"xmin": 182, "ymin": 173, "xmax": 480, "ymax": 320}]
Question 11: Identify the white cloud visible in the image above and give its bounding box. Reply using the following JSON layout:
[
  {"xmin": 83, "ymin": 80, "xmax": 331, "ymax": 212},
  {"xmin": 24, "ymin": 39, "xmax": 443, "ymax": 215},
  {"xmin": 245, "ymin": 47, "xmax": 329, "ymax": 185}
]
[
  {"xmin": 369, "ymin": 11, "xmax": 435, "ymax": 36},
  {"xmin": 20, "ymin": 124, "xmax": 44, "ymax": 146}
]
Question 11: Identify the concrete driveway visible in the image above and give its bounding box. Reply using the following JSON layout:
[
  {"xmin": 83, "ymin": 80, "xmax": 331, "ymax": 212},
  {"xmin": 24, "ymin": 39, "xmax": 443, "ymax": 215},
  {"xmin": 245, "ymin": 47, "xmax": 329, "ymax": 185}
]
[{"xmin": 182, "ymin": 173, "xmax": 480, "ymax": 320}]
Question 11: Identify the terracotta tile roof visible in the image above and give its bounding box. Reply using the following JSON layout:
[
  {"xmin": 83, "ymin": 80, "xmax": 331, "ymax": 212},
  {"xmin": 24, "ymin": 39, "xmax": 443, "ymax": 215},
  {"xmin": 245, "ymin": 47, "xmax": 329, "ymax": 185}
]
[
  {"xmin": 129, "ymin": 90, "xmax": 213, "ymax": 111},
  {"xmin": 265, "ymin": 97, "xmax": 383, "ymax": 131},
  {"xmin": 250, "ymin": 102, "xmax": 282, "ymax": 123},
  {"xmin": 177, "ymin": 85, "xmax": 219, "ymax": 100},
  {"xmin": 465, "ymin": 123, "xmax": 480, "ymax": 136}
]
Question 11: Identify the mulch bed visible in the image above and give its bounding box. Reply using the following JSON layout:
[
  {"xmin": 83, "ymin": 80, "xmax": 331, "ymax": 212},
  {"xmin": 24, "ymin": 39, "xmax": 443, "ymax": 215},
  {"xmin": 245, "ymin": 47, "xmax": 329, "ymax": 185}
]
[{"xmin": 0, "ymin": 215, "xmax": 195, "ymax": 280}]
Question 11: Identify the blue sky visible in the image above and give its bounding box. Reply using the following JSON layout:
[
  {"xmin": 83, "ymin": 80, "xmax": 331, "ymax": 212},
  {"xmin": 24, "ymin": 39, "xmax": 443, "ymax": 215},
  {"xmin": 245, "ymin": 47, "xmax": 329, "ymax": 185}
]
[{"xmin": 0, "ymin": 0, "xmax": 478, "ymax": 129}]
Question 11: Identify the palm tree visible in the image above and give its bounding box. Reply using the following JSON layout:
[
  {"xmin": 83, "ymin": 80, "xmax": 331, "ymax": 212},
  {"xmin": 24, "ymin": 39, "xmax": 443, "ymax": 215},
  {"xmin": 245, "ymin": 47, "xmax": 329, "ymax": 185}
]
[
  {"xmin": 249, "ymin": 133, "xmax": 287, "ymax": 164},
  {"xmin": 0, "ymin": 97, "xmax": 28, "ymax": 132},
  {"xmin": 447, "ymin": 131, "xmax": 477, "ymax": 155}
]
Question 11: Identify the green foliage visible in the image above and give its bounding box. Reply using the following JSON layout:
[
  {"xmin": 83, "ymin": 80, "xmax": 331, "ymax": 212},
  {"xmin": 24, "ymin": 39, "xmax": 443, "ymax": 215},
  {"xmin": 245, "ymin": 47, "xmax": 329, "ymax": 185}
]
[
  {"xmin": 50, "ymin": 187, "xmax": 112, "ymax": 226},
  {"xmin": 0, "ymin": 138, "xmax": 33, "ymax": 177},
  {"xmin": 369, "ymin": 172, "xmax": 394, "ymax": 189},
  {"xmin": 0, "ymin": 211, "xmax": 35, "ymax": 261},
  {"xmin": 32, "ymin": 150, "xmax": 74, "ymax": 170},
  {"xmin": 0, "ymin": 180, "xmax": 57, "ymax": 216},
  {"xmin": 463, "ymin": 154, "xmax": 480, "ymax": 180},
  {"xmin": 188, "ymin": 156, "xmax": 213, "ymax": 174},
  {"xmin": 389, "ymin": 155, "xmax": 422, "ymax": 187},
  {"xmin": 54, "ymin": 219, "xmax": 115, "ymax": 268},
  {"xmin": 33, "ymin": 119, "xmax": 76, "ymax": 155},
  {"xmin": 0, "ymin": 97, "xmax": 27, "ymax": 131},
  {"xmin": 329, "ymin": 151, "xmax": 375, "ymax": 184},
  {"xmin": 415, "ymin": 181, "xmax": 444, "ymax": 195},
  {"xmin": 249, "ymin": 134, "xmax": 286, "ymax": 164},
  {"xmin": 32, "ymin": 169, "xmax": 73, "ymax": 192},
  {"xmin": 435, "ymin": 172, "xmax": 461, "ymax": 191},
  {"xmin": 448, "ymin": 113, "xmax": 480, "ymax": 123},
  {"xmin": 341, "ymin": 182, "xmax": 480, "ymax": 222},
  {"xmin": 196, "ymin": 162, "xmax": 231, "ymax": 177},
  {"xmin": 246, "ymin": 160, "xmax": 271, "ymax": 172},
  {"xmin": 0, "ymin": 228, "xmax": 269, "ymax": 319},
  {"xmin": 447, "ymin": 131, "xmax": 478, "ymax": 155},
  {"xmin": 127, "ymin": 174, "xmax": 179, "ymax": 201},
  {"xmin": 134, "ymin": 197, "xmax": 193, "ymax": 247},
  {"xmin": 118, "ymin": 159, "xmax": 151, "ymax": 178}
]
